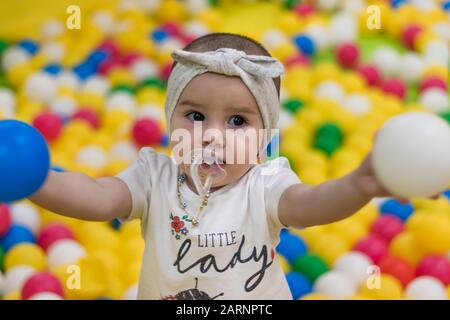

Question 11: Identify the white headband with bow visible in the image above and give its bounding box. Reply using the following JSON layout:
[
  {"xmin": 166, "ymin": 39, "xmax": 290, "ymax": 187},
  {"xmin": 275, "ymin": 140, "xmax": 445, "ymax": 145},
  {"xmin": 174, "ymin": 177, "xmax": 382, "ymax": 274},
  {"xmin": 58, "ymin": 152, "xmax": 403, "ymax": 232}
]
[{"xmin": 165, "ymin": 48, "xmax": 284, "ymax": 158}]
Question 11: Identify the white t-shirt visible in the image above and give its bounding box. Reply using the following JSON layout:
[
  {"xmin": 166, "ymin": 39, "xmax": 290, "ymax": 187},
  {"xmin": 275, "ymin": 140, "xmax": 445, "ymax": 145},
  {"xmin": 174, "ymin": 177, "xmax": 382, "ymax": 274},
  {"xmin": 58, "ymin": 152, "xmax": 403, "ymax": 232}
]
[{"xmin": 116, "ymin": 147, "xmax": 301, "ymax": 300}]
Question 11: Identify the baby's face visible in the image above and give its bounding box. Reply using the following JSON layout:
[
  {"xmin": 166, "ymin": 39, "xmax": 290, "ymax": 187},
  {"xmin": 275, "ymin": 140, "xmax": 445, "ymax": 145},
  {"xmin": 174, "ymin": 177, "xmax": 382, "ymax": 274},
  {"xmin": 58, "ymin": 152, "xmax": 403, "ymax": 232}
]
[{"xmin": 170, "ymin": 72, "xmax": 264, "ymax": 192}]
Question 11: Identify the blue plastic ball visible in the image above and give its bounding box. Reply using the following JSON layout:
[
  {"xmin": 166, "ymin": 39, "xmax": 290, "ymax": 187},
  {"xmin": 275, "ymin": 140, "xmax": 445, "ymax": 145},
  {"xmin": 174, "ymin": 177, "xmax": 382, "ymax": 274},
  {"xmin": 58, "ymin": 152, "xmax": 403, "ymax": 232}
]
[
  {"xmin": 160, "ymin": 133, "xmax": 170, "ymax": 147},
  {"xmin": 151, "ymin": 29, "xmax": 169, "ymax": 43},
  {"xmin": 443, "ymin": 190, "xmax": 450, "ymax": 199},
  {"xmin": 73, "ymin": 63, "xmax": 95, "ymax": 80},
  {"xmin": 285, "ymin": 271, "xmax": 312, "ymax": 300},
  {"xmin": 0, "ymin": 120, "xmax": 50, "ymax": 202},
  {"xmin": 379, "ymin": 199, "xmax": 414, "ymax": 222},
  {"xmin": 43, "ymin": 63, "xmax": 62, "ymax": 75},
  {"xmin": 276, "ymin": 230, "xmax": 308, "ymax": 264},
  {"xmin": 443, "ymin": 1, "xmax": 450, "ymax": 11},
  {"xmin": 391, "ymin": 0, "xmax": 408, "ymax": 8},
  {"xmin": 18, "ymin": 39, "xmax": 39, "ymax": 55},
  {"xmin": 0, "ymin": 224, "xmax": 36, "ymax": 252},
  {"xmin": 293, "ymin": 34, "xmax": 316, "ymax": 56},
  {"xmin": 86, "ymin": 50, "xmax": 109, "ymax": 67}
]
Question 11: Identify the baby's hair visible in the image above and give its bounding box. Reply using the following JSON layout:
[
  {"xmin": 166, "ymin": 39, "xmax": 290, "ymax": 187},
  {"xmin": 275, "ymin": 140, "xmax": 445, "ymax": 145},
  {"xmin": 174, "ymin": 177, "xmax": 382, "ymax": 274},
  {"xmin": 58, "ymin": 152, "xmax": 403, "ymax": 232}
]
[{"xmin": 171, "ymin": 32, "xmax": 281, "ymax": 99}]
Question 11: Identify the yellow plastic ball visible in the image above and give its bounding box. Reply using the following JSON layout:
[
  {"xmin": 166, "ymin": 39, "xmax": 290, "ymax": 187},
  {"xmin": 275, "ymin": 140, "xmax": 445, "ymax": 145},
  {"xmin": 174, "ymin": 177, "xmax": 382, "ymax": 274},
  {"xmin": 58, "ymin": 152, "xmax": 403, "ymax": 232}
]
[
  {"xmin": 294, "ymin": 226, "xmax": 326, "ymax": 249},
  {"xmin": 277, "ymin": 12, "xmax": 303, "ymax": 36},
  {"xmin": 197, "ymin": 9, "xmax": 223, "ymax": 30},
  {"xmin": 360, "ymin": 274, "xmax": 403, "ymax": 300},
  {"xmin": 7, "ymin": 63, "xmax": 33, "ymax": 87},
  {"xmin": 389, "ymin": 231, "xmax": 426, "ymax": 266},
  {"xmin": 78, "ymin": 92, "xmax": 105, "ymax": 114},
  {"xmin": 120, "ymin": 261, "xmax": 142, "ymax": 287},
  {"xmin": 311, "ymin": 234, "xmax": 350, "ymax": 266},
  {"xmin": 5, "ymin": 243, "xmax": 46, "ymax": 272},
  {"xmin": 102, "ymin": 109, "xmax": 133, "ymax": 136},
  {"xmin": 271, "ymin": 41, "xmax": 297, "ymax": 63},
  {"xmin": 327, "ymin": 219, "xmax": 368, "ymax": 248},
  {"xmin": 156, "ymin": 0, "xmax": 186, "ymax": 23},
  {"xmin": 120, "ymin": 220, "xmax": 142, "ymax": 240},
  {"xmin": 75, "ymin": 222, "xmax": 120, "ymax": 253},
  {"xmin": 421, "ymin": 65, "xmax": 448, "ymax": 82},
  {"xmin": 351, "ymin": 203, "xmax": 378, "ymax": 227},
  {"xmin": 108, "ymin": 67, "xmax": 135, "ymax": 86},
  {"xmin": 277, "ymin": 255, "xmax": 291, "ymax": 273},
  {"xmin": 297, "ymin": 166, "xmax": 328, "ymax": 185},
  {"xmin": 412, "ymin": 214, "xmax": 450, "ymax": 253},
  {"xmin": 121, "ymin": 238, "xmax": 145, "ymax": 263}
]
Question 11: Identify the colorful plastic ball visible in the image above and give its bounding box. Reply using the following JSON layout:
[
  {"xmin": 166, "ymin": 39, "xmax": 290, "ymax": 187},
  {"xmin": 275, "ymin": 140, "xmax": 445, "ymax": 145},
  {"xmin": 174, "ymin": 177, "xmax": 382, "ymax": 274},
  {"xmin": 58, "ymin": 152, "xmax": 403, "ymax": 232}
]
[
  {"xmin": 276, "ymin": 230, "xmax": 308, "ymax": 264},
  {"xmin": 353, "ymin": 235, "xmax": 388, "ymax": 263},
  {"xmin": 380, "ymin": 199, "xmax": 414, "ymax": 222},
  {"xmin": 357, "ymin": 64, "xmax": 381, "ymax": 86},
  {"xmin": 402, "ymin": 24, "xmax": 422, "ymax": 49},
  {"xmin": 132, "ymin": 118, "xmax": 163, "ymax": 147},
  {"xmin": 32, "ymin": 112, "xmax": 63, "ymax": 142},
  {"xmin": 43, "ymin": 63, "xmax": 62, "ymax": 75},
  {"xmin": 419, "ymin": 88, "xmax": 449, "ymax": 113},
  {"xmin": 47, "ymin": 239, "xmax": 86, "ymax": 269},
  {"xmin": 0, "ymin": 224, "xmax": 35, "ymax": 252},
  {"xmin": 420, "ymin": 76, "xmax": 448, "ymax": 93},
  {"xmin": 416, "ymin": 255, "xmax": 450, "ymax": 286},
  {"xmin": 294, "ymin": 3, "xmax": 315, "ymax": 16},
  {"xmin": 381, "ymin": 78, "xmax": 406, "ymax": 99},
  {"xmin": 0, "ymin": 203, "xmax": 12, "ymax": 237},
  {"xmin": 10, "ymin": 202, "xmax": 41, "ymax": 235},
  {"xmin": 293, "ymin": 34, "xmax": 316, "ymax": 56},
  {"xmin": 313, "ymin": 271, "xmax": 356, "ymax": 300},
  {"xmin": 370, "ymin": 214, "xmax": 404, "ymax": 243},
  {"xmin": 0, "ymin": 120, "xmax": 50, "ymax": 202},
  {"xmin": 29, "ymin": 292, "xmax": 63, "ymax": 300},
  {"xmin": 22, "ymin": 272, "xmax": 64, "ymax": 300},
  {"xmin": 292, "ymin": 254, "xmax": 329, "ymax": 282},
  {"xmin": 333, "ymin": 251, "xmax": 373, "ymax": 286},
  {"xmin": 361, "ymin": 274, "xmax": 403, "ymax": 300},
  {"xmin": 37, "ymin": 223, "xmax": 75, "ymax": 252},
  {"xmin": 372, "ymin": 112, "xmax": 450, "ymax": 198},
  {"xmin": 285, "ymin": 271, "xmax": 312, "ymax": 300},
  {"xmin": 1, "ymin": 266, "xmax": 36, "ymax": 295},
  {"xmin": 24, "ymin": 72, "xmax": 57, "ymax": 103},
  {"xmin": 336, "ymin": 43, "xmax": 359, "ymax": 68},
  {"xmin": 377, "ymin": 255, "xmax": 415, "ymax": 287},
  {"xmin": 72, "ymin": 109, "xmax": 100, "ymax": 129},
  {"xmin": 4, "ymin": 243, "xmax": 46, "ymax": 271},
  {"xmin": 405, "ymin": 276, "xmax": 448, "ymax": 300}
]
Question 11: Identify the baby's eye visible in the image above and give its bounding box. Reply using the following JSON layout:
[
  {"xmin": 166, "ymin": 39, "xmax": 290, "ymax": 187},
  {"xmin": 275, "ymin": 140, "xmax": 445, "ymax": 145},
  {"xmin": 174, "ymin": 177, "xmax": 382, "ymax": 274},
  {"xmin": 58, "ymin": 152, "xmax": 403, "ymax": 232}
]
[
  {"xmin": 186, "ymin": 111, "xmax": 205, "ymax": 122},
  {"xmin": 228, "ymin": 115, "xmax": 247, "ymax": 127}
]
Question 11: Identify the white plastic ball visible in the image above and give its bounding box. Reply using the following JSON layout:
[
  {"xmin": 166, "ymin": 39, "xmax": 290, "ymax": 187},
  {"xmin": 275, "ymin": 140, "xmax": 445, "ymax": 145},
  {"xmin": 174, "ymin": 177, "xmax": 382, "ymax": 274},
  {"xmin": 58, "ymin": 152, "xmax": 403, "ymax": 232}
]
[
  {"xmin": 433, "ymin": 22, "xmax": 450, "ymax": 43},
  {"xmin": 341, "ymin": 0, "xmax": 366, "ymax": 13},
  {"xmin": 50, "ymin": 96, "xmax": 77, "ymax": 118},
  {"xmin": 40, "ymin": 41, "xmax": 65, "ymax": 62},
  {"xmin": 314, "ymin": 271, "xmax": 357, "ymax": 299},
  {"xmin": 76, "ymin": 145, "xmax": 108, "ymax": 170},
  {"xmin": 2, "ymin": 46, "xmax": 31, "ymax": 70},
  {"xmin": 419, "ymin": 88, "xmax": 449, "ymax": 113},
  {"xmin": 57, "ymin": 71, "xmax": 81, "ymax": 90},
  {"xmin": 317, "ymin": 0, "xmax": 338, "ymax": 10},
  {"xmin": 91, "ymin": 10, "xmax": 116, "ymax": 35},
  {"xmin": 122, "ymin": 284, "xmax": 138, "ymax": 300},
  {"xmin": 158, "ymin": 38, "xmax": 184, "ymax": 52},
  {"xmin": 0, "ymin": 87, "xmax": 16, "ymax": 109},
  {"xmin": 110, "ymin": 141, "xmax": 138, "ymax": 161},
  {"xmin": 1, "ymin": 266, "xmax": 36, "ymax": 295},
  {"xmin": 10, "ymin": 202, "xmax": 41, "ymax": 235},
  {"xmin": 136, "ymin": 0, "xmax": 161, "ymax": 13},
  {"xmin": 106, "ymin": 91, "xmax": 136, "ymax": 113},
  {"xmin": 47, "ymin": 239, "xmax": 87, "ymax": 269},
  {"xmin": 398, "ymin": 53, "xmax": 425, "ymax": 83},
  {"xmin": 131, "ymin": 59, "xmax": 158, "ymax": 82},
  {"xmin": 405, "ymin": 276, "xmax": 447, "ymax": 300},
  {"xmin": 41, "ymin": 20, "xmax": 64, "ymax": 39},
  {"xmin": 82, "ymin": 75, "xmax": 110, "ymax": 95},
  {"xmin": 24, "ymin": 72, "xmax": 57, "ymax": 103},
  {"xmin": 305, "ymin": 24, "xmax": 330, "ymax": 51},
  {"xmin": 314, "ymin": 80, "xmax": 345, "ymax": 103},
  {"xmin": 372, "ymin": 112, "xmax": 450, "ymax": 198},
  {"xmin": 333, "ymin": 251, "xmax": 373, "ymax": 286},
  {"xmin": 342, "ymin": 94, "xmax": 372, "ymax": 115},
  {"xmin": 0, "ymin": 105, "xmax": 14, "ymax": 118},
  {"xmin": 184, "ymin": 21, "xmax": 210, "ymax": 37},
  {"xmin": 371, "ymin": 47, "xmax": 400, "ymax": 77},
  {"xmin": 329, "ymin": 13, "xmax": 358, "ymax": 46},
  {"xmin": 137, "ymin": 104, "xmax": 164, "ymax": 122},
  {"xmin": 262, "ymin": 29, "xmax": 288, "ymax": 50},
  {"xmin": 185, "ymin": 0, "xmax": 208, "ymax": 14},
  {"xmin": 424, "ymin": 41, "xmax": 449, "ymax": 69},
  {"xmin": 410, "ymin": 0, "xmax": 438, "ymax": 10},
  {"xmin": 29, "ymin": 292, "xmax": 64, "ymax": 300},
  {"xmin": 278, "ymin": 110, "xmax": 294, "ymax": 130}
]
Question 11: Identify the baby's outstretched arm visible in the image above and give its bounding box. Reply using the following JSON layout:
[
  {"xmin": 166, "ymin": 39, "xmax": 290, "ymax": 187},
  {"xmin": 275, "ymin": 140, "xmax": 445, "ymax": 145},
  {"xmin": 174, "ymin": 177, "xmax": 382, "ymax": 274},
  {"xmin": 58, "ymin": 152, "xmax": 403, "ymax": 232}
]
[
  {"xmin": 28, "ymin": 170, "xmax": 132, "ymax": 221},
  {"xmin": 278, "ymin": 153, "xmax": 392, "ymax": 229}
]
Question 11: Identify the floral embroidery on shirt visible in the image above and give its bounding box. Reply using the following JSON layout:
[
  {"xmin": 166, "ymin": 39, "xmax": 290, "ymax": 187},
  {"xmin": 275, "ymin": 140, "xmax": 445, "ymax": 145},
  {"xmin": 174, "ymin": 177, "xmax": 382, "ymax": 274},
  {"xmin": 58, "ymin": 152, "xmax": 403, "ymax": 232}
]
[{"xmin": 170, "ymin": 213, "xmax": 189, "ymax": 239}]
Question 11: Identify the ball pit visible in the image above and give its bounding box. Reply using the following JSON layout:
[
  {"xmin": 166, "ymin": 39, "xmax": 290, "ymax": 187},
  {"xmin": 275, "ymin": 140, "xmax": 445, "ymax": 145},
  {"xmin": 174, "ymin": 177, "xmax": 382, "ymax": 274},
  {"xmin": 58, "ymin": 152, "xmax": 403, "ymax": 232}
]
[{"xmin": 0, "ymin": 0, "xmax": 449, "ymax": 300}]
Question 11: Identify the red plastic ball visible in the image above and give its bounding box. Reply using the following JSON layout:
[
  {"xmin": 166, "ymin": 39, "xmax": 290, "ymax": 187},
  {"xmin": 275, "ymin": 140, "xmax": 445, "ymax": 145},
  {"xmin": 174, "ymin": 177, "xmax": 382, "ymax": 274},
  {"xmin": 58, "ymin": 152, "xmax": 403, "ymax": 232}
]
[
  {"xmin": 72, "ymin": 109, "xmax": 100, "ymax": 129},
  {"xmin": 336, "ymin": 43, "xmax": 359, "ymax": 68},
  {"xmin": 371, "ymin": 214, "xmax": 404, "ymax": 243},
  {"xmin": 98, "ymin": 58, "xmax": 119, "ymax": 75},
  {"xmin": 0, "ymin": 203, "xmax": 12, "ymax": 237},
  {"xmin": 416, "ymin": 255, "xmax": 450, "ymax": 286},
  {"xmin": 98, "ymin": 40, "xmax": 120, "ymax": 58},
  {"xmin": 120, "ymin": 52, "xmax": 141, "ymax": 67},
  {"xmin": 357, "ymin": 64, "xmax": 381, "ymax": 86},
  {"xmin": 401, "ymin": 24, "xmax": 422, "ymax": 50},
  {"xmin": 294, "ymin": 4, "xmax": 315, "ymax": 17},
  {"xmin": 161, "ymin": 22, "xmax": 182, "ymax": 37},
  {"xmin": 378, "ymin": 255, "xmax": 415, "ymax": 287},
  {"xmin": 353, "ymin": 235, "xmax": 388, "ymax": 264},
  {"xmin": 22, "ymin": 272, "xmax": 64, "ymax": 300},
  {"xmin": 132, "ymin": 118, "xmax": 162, "ymax": 147},
  {"xmin": 285, "ymin": 54, "xmax": 310, "ymax": 68},
  {"xmin": 381, "ymin": 78, "xmax": 406, "ymax": 99},
  {"xmin": 419, "ymin": 76, "xmax": 447, "ymax": 93},
  {"xmin": 37, "ymin": 223, "xmax": 75, "ymax": 252},
  {"xmin": 32, "ymin": 112, "xmax": 63, "ymax": 142}
]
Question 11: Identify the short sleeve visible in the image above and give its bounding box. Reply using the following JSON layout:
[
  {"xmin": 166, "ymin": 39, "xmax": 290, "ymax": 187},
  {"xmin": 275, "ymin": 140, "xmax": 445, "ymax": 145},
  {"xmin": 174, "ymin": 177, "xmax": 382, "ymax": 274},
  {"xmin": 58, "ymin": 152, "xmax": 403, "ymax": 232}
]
[
  {"xmin": 262, "ymin": 157, "xmax": 301, "ymax": 230},
  {"xmin": 115, "ymin": 147, "xmax": 156, "ymax": 221}
]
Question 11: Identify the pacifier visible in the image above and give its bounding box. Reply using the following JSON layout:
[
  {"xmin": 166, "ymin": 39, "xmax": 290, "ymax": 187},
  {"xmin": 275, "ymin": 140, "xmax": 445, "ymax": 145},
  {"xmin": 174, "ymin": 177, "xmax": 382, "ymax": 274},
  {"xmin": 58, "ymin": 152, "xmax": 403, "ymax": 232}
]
[{"xmin": 189, "ymin": 144, "xmax": 227, "ymax": 197}]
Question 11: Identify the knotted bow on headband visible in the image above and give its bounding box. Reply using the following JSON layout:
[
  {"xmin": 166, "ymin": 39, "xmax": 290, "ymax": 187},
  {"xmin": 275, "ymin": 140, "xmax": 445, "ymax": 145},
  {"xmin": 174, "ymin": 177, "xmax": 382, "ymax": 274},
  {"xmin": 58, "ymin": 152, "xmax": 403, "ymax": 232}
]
[{"xmin": 165, "ymin": 48, "xmax": 284, "ymax": 160}]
